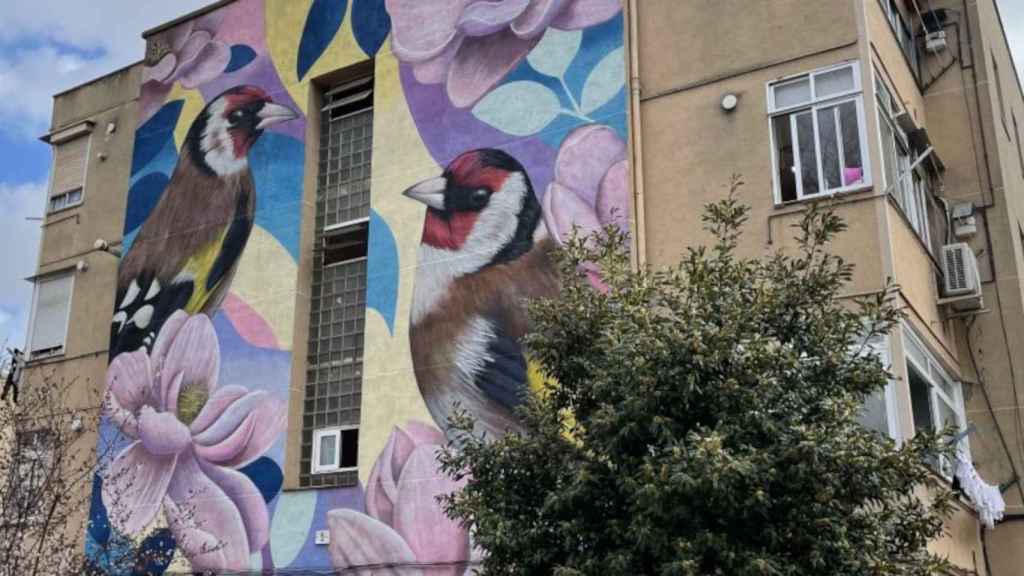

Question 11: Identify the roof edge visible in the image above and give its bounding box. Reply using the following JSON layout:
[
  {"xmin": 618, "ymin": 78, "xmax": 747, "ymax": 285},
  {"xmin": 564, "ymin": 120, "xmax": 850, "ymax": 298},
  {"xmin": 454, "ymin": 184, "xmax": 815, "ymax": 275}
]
[
  {"xmin": 142, "ymin": 0, "xmax": 238, "ymax": 39},
  {"xmin": 51, "ymin": 60, "xmax": 143, "ymax": 100}
]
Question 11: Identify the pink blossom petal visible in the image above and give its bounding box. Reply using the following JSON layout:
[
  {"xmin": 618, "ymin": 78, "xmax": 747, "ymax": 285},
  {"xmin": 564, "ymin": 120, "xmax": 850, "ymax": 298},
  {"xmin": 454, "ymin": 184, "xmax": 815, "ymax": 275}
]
[
  {"xmin": 555, "ymin": 124, "xmax": 627, "ymax": 206},
  {"xmin": 596, "ymin": 159, "xmax": 630, "ymax": 230},
  {"xmin": 166, "ymin": 20, "xmax": 196, "ymax": 52},
  {"xmin": 192, "ymin": 9, "xmax": 225, "ymax": 34},
  {"xmin": 447, "ymin": 29, "xmax": 539, "ymax": 107},
  {"xmin": 551, "ymin": 0, "xmax": 622, "ymax": 30},
  {"xmin": 165, "ymin": 451, "xmax": 250, "ymax": 571},
  {"xmin": 192, "ymin": 391, "xmax": 286, "ymax": 468},
  {"xmin": 386, "ymin": 0, "xmax": 468, "ymax": 62},
  {"xmin": 197, "ymin": 458, "xmax": 270, "ymax": 553},
  {"xmin": 143, "ymin": 53, "xmax": 177, "ymax": 84},
  {"xmin": 403, "ymin": 421, "xmax": 446, "ymax": 446},
  {"xmin": 511, "ymin": 0, "xmax": 571, "ymax": 38},
  {"xmin": 367, "ymin": 426, "xmax": 419, "ymax": 525},
  {"xmin": 177, "ymin": 41, "xmax": 232, "ymax": 89},
  {"xmin": 544, "ymin": 182, "xmax": 601, "ymax": 244},
  {"xmin": 173, "ymin": 31, "xmax": 213, "ymax": 74},
  {"xmin": 151, "ymin": 310, "xmax": 190, "ymax": 407},
  {"xmin": 163, "ymin": 497, "xmax": 227, "ymax": 570},
  {"xmin": 189, "ymin": 385, "xmax": 250, "ymax": 435},
  {"xmin": 327, "ymin": 509, "xmax": 422, "ymax": 575},
  {"xmin": 138, "ymin": 406, "xmax": 192, "ymax": 456},
  {"xmin": 412, "ymin": 35, "xmax": 464, "ymax": 85},
  {"xmin": 106, "ymin": 350, "xmax": 152, "ymax": 410},
  {"xmin": 393, "ymin": 446, "xmax": 469, "ymax": 566},
  {"xmin": 457, "ymin": 0, "xmax": 530, "ymax": 36},
  {"xmin": 102, "ymin": 442, "xmax": 178, "ymax": 535},
  {"xmin": 157, "ymin": 314, "xmax": 220, "ymax": 415}
]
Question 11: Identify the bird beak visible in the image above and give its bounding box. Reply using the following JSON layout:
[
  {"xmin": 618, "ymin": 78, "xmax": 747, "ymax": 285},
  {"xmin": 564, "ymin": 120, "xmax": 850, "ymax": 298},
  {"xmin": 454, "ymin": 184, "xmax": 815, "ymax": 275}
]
[
  {"xmin": 403, "ymin": 176, "xmax": 447, "ymax": 210},
  {"xmin": 256, "ymin": 103, "xmax": 299, "ymax": 130}
]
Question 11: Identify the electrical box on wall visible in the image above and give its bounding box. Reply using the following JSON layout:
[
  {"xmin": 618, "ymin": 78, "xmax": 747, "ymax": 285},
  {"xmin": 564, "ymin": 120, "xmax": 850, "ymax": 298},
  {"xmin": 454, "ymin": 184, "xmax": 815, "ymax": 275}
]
[
  {"xmin": 315, "ymin": 530, "xmax": 330, "ymax": 545},
  {"xmin": 951, "ymin": 202, "xmax": 977, "ymax": 239}
]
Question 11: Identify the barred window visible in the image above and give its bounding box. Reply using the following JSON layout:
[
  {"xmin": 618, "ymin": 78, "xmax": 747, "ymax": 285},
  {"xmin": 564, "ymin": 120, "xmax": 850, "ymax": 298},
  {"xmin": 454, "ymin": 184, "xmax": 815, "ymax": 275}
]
[{"xmin": 300, "ymin": 78, "xmax": 373, "ymax": 489}]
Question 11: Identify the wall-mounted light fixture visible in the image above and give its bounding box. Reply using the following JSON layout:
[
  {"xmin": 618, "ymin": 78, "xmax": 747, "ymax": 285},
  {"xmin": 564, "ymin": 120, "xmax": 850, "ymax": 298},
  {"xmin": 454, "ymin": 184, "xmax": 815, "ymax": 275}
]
[{"xmin": 721, "ymin": 93, "xmax": 739, "ymax": 112}]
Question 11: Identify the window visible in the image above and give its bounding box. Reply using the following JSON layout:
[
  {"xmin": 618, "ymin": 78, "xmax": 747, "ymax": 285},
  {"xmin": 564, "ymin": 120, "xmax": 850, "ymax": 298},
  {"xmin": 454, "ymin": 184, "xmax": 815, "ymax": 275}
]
[
  {"xmin": 769, "ymin": 63, "xmax": 870, "ymax": 203},
  {"xmin": 47, "ymin": 133, "xmax": 89, "ymax": 214},
  {"xmin": 992, "ymin": 53, "xmax": 1010, "ymax": 138},
  {"xmin": 27, "ymin": 273, "xmax": 74, "ymax": 359},
  {"xmin": 881, "ymin": 0, "xmax": 920, "ymax": 79},
  {"xmin": 876, "ymin": 72, "xmax": 933, "ymax": 246},
  {"xmin": 5, "ymin": 430, "xmax": 54, "ymax": 523},
  {"xmin": 856, "ymin": 335, "xmax": 902, "ymax": 440},
  {"xmin": 903, "ymin": 327, "xmax": 968, "ymax": 477},
  {"xmin": 300, "ymin": 77, "xmax": 373, "ymax": 488},
  {"xmin": 312, "ymin": 427, "xmax": 359, "ymax": 474}
]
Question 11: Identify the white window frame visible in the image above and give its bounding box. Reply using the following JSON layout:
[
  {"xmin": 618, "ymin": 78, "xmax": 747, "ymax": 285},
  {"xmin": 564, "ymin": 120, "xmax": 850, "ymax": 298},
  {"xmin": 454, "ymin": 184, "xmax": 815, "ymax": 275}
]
[
  {"xmin": 768, "ymin": 62, "xmax": 872, "ymax": 204},
  {"xmin": 311, "ymin": 426, "xmax": 358, "ymax": 474},
  {"xmin": 856, "ymin": 334, "xmax": 903, "ymax": 442},
  {"xmin": 874, "ymin": 70, "xmax": 933, "ymax": 247},
  {"xmin": 24, "ymin": 271, "xmax": 76, "ymax": 361},
  {"xmin": 902, "ymin": 325, "xmax": 969, "ymax": 477},
  {"xmin": 45, "ymin": 132, "xmax": 91, "ymax": 215}
]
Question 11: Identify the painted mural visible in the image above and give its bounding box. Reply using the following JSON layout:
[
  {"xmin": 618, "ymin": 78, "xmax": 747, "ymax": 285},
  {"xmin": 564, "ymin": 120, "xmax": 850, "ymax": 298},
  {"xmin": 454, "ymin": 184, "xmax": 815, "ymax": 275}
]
[{"xmin": 87, "ymin": 0, "xmax": 628, "ymax": 573}]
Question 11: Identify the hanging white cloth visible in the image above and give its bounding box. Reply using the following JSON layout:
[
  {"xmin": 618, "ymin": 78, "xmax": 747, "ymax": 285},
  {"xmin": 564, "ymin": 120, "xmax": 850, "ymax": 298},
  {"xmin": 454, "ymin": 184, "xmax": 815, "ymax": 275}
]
[{"xmin": 954, "ymin": 445, "xmax": 1005, "ymax": 529}]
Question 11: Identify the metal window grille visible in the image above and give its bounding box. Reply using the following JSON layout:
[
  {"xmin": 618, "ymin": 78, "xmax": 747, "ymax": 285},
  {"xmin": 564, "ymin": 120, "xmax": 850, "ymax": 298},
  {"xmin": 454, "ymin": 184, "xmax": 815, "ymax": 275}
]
[{"xmin": 300, "ymin": 79, "xmax": 373, "ymax": 488}]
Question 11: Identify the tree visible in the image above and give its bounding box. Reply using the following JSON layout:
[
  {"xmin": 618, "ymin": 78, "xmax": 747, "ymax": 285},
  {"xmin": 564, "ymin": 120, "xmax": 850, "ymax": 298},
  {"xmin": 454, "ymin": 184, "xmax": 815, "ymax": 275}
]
[
  {"xmin": 0, "ymin": 373, "xmax": 177, "ymax": 576},
  {"xmin": 439, "ymin": 182, "xmax": 956, "ymax": 576}
]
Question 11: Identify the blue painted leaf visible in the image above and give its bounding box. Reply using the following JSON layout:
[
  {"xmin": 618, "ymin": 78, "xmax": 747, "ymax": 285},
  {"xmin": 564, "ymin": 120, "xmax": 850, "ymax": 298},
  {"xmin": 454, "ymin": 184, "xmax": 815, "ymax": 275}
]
[
  {"xmin": 240, "ymin": 457, "xmax": 284, "ymax": 503},
  {"xmin": 226, "ymin": 44, "xmax": 258, "ymax": 73},
  {"xmin": 87, "ymin": 473, "xmax": 110, "ymax": 546},
  {"xmin": 367, "ymin": 209, "xmax": 399, "ymax": 334},
  {"xmin": 352, "ymin": 0, "xmax": 392, "ymax": 57},
  {"xmin": 125, "ymin": 172, "xmax": 170, "ymax": 233},
  {"xmin": 131, "ymin": 100, "xmax": 183, "ymax": 176},
  {"xmin": 472, "ymin": 81, "xmax": 562, "ymax": 136},
  {"xmin": 527, "ymin": 28, "xmax": 582, "ymax": 78},
  {"xmin": 297, "ymin": 0, "xmax": 349, "ymax": 80},
  {"xmin": 580, "ymin": 47, "xmax": 625, "ymax": 115},
  {"xmin": 136, "ymin": 529, "xmax": 176, "ymax": 575}
]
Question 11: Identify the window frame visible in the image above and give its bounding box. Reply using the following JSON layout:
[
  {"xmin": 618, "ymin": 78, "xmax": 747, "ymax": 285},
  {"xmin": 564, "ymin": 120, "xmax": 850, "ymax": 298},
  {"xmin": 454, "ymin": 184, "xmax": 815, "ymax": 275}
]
[
  {"xmin": 879, "ymin": 0, "xmax": 921, "ymax": 81},
  {"xmin": 311, "ymin": 426, "xmax": 359, "ymax": 475},
  {"xmin": 767, "ymin": 62, "xmax": 872, "ymax": 204},
  {"xmin": 856, "ymin": 334, "xmax": 904, "ymax": 442},
  {"xmin": 901, "ymin": 325, "xmax": 969, "ymax": 477},
  {"xmin": 45, "ymin": 133, "xmax": 91, "ymax": 215},
  {"xmin": 24, "ymin": 270, "xmax": 75, "ymax": 361},
  {"xmin": 992, "ymin": 52, "xmax": 1011, "ymax": 139}
]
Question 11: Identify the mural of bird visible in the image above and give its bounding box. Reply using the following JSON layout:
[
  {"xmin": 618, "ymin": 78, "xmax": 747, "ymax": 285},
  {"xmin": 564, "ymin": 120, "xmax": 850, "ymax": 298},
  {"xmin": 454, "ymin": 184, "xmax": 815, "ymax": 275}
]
[
  {"xmin": 405, "ymin": 149, "xmax": 559, "ymax": 439},
  {"xmin": 110, "ymin": 85, "xmax": 298, "ymax": 357}
]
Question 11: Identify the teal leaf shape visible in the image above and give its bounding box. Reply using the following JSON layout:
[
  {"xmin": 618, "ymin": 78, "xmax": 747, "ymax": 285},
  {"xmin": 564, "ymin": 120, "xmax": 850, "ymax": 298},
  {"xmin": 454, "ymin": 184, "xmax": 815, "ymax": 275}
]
[
  {"xmin": 297, "ymin": 0, "xmax": 349, "ymax": 81},
  {"xmin": 472, "ymin": 81, "xmax": 562, "ymax": 136},
  {"xmin": 581, "ymin": 47, "xmax": 626, "ymax": 115},
  {"xmin": 527, "ymin": 28, "xmax": 582, "ymax": 78}
]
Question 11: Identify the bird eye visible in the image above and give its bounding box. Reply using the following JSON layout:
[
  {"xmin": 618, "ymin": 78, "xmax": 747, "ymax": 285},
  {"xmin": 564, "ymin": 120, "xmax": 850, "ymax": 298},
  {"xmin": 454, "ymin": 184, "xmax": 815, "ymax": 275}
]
[
  {"xmin": 470, "ymin": 188, "xmax": 490, "ymax": 207},
  {"xmin": 228, "ymin": 109, "xmax": 246, "ymax": 125}
]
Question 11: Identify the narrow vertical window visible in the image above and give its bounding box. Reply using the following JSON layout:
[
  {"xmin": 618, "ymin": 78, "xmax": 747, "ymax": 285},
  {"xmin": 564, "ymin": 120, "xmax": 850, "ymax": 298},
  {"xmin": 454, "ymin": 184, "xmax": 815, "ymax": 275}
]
[
  {"xmin": 993, "ymin": 54, "xmax": 1010, "ymax": 138},
  {"xmin": 27, "ymin": 273, "xmax": 74, "ymax": 358},
  {"xmin": 1013, "ymin": 112, "xmax": 1024, "ymax": 179},
  {"xmin": 47, "ymin": 133, "xmax": 90, "ymax": 213},
  {"xmin": 301, "ymin": 77, "xmax": 373, "ymax": 488}
]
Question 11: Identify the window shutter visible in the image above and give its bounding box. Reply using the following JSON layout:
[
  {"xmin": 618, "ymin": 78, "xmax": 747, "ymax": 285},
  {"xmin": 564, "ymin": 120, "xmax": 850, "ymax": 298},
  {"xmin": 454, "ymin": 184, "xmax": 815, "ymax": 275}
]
[
  {"xmin": 50, "ymin": 136, "xmax": 89, "ymax": 196},
  {"xmin": 30, "ymin": 274, "xmax": 73, "ymax": 355}
]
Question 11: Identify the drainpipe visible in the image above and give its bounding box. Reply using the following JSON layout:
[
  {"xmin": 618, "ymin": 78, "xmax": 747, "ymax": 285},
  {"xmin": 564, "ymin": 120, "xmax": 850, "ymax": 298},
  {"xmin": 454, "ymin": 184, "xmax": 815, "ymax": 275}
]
[{"xmin": 626, "ymin": 0, "xmax": 648, "ymax": 269}]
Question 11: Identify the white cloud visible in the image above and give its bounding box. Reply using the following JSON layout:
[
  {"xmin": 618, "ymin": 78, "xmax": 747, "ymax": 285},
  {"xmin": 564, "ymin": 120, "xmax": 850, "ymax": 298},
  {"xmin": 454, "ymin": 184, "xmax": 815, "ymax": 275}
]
[
  {"xmin": 0, "ymin": 181, "xmax": 47, "ymax": 348},
  {"xmin": 0, "ymin": 0, "xmax": 210, "ymax": 135}
]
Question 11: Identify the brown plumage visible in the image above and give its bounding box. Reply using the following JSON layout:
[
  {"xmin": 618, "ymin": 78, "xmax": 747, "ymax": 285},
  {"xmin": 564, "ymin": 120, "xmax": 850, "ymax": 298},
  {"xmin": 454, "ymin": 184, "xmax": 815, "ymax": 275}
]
[
  {"xmin": 110, "ymin": 85, "xmax": 297, "ymax": 357},
  {"xmin": 405, "ymin": 149, "xmax": 560, "ymax": 439}
]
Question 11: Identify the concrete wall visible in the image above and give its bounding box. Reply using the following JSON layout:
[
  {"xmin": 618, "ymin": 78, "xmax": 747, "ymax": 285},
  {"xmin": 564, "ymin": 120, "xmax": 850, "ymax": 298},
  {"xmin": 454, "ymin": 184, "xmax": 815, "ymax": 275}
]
[{"xmin": 83, "ymin": 0, "xmax": 630, "ymax": 573}]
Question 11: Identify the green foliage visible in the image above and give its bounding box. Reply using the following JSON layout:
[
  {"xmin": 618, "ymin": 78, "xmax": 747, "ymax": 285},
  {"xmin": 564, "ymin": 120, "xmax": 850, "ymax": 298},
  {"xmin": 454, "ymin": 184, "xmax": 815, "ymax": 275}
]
[{"xmin": 439, "ymin": 179, "xmax": 956, "ymax": 576}]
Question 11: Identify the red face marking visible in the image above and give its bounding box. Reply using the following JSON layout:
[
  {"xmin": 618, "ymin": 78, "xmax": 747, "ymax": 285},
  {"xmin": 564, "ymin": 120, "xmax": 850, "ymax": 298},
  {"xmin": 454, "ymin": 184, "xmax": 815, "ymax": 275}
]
[
  {"xmin": 422, "ymin": 209, "xmax": 480, "ymax": 250},
  {"xmin": 224, "ymin": 86, "xmax": 271, "ymax": 110},
  {"xmin": 448, "ymin": 151, "xmax": 510, "ymax": 193}
]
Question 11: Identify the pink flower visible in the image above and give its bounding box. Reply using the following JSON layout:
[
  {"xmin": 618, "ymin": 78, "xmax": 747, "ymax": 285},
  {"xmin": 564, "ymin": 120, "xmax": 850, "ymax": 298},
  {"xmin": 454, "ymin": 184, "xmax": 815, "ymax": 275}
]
[
  {"xmin": 386, "ymin": 0, "xmax": 622, "ymax": 107},
  {"xmin": 328, "ymin": 423, "xmax": 470, "ymax": 576},
  {"xmin": 139, "ymin": 12, "xmax": 231, "ymax": 123},
  {"xmin": 101, "ymin": 311, "xmax": 286, "ymax": 572},
  {"xmin": 544, "ymin": 124, "xmax": 630, "ymax": 242}
]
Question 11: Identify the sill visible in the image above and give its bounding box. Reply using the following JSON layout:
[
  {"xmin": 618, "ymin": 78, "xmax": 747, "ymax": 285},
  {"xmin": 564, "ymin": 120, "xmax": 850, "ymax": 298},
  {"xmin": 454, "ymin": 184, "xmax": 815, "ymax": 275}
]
[
  {"xmin": 25, "ymin": 350, "xmax": 66, "ymax": 366},
  {"xmin": 312, "ymin": 466, "xmax": 358, "ymax": 475},
  {"xmin": 46, "ymin": 201, "xmax": 83, "ymax": 218},
  {"xmin": 773, "ymin": 183, "xmax": 876, "ymax": 211}
]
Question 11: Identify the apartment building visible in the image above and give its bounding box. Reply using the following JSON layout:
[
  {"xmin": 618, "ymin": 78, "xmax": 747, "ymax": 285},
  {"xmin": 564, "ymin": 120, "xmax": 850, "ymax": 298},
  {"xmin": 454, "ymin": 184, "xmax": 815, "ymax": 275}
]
[{"xmin": 16, "ymin": 0, "xmax": 1024, "ymax": 574}]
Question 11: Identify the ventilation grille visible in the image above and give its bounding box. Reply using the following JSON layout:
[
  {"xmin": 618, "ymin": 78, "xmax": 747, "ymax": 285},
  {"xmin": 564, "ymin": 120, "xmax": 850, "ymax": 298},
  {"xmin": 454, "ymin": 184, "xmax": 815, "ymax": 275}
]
[{"xmin": 942, "ymin": 243, "xmax": 979, "ymax": 297}]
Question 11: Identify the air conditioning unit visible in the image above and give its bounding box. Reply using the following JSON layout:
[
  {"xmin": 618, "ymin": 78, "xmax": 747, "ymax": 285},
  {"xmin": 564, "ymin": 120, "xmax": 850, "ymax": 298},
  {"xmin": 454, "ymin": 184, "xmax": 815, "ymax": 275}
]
[{"xmin": 941, "ymin": 243, "xmax": 983, "ymax": 309}]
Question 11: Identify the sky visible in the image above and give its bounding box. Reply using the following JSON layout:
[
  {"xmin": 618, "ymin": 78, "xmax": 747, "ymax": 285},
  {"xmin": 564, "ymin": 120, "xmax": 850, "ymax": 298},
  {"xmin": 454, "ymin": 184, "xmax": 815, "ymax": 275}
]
[{"xmin": 0, "ymin": 1, "xmax": 1023, "ymax": 350}]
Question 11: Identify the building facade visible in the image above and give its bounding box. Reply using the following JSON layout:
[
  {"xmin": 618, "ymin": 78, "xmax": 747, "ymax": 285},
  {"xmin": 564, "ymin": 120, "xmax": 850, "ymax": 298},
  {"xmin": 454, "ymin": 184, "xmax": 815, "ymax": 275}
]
[{"xmin": 17, "ymin": 0, "xmax": 1024, "ymax": 574}]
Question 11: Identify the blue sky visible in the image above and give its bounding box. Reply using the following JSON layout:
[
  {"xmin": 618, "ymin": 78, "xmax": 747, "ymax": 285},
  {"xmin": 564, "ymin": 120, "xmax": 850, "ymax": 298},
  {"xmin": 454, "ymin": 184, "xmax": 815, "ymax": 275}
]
[{"xmin": 0, "ymin": 1, "xmax": 1023, "ymax": 349}]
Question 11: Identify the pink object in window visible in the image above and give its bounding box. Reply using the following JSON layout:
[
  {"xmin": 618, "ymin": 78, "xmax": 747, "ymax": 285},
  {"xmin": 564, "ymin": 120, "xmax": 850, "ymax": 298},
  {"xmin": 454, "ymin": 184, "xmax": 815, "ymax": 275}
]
[{"xmin": 843, "ymin": 166, "xmax": 864, "ymax": 186}]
